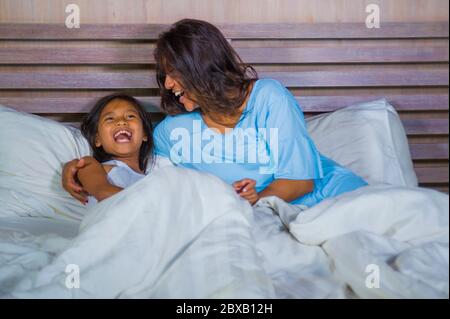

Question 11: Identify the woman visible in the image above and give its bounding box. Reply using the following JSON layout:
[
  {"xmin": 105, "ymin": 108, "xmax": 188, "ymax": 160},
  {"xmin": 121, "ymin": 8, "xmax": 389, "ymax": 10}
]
[{"xmin": 62, "ymin": 19, "xmax": 367, "ymax": 207}]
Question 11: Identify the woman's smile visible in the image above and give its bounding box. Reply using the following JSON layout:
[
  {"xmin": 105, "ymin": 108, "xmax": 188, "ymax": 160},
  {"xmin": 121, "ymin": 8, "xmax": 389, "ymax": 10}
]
[
  {"xmin": 173, "ymin": 90, "xmax": 186, "ymax": 104},
  {"xmin": 165, "ymin": 74, "xmax": 199, "ymax": 112},
  {"xmin": 174, "ymin": 90, "xmax": 197, "ymax": 111}
]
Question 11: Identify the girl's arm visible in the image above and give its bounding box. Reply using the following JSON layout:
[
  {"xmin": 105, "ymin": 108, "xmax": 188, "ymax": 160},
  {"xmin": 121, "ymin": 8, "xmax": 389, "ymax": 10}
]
[
  {"xmin": 258, "ymin": 179, "xmax": 314, "ymax": 203},
  {"xmin": 77, "ymin": 157, "xmax": 123, "ymax": 202}
]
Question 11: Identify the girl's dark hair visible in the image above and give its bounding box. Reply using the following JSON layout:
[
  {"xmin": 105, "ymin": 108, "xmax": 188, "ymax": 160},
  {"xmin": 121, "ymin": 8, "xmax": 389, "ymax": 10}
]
[
  {"xmin": 81, "ymin": 93, "xmax": 155, "ymax": 172},
  {"xmin": 154, "ymin": 19, "xmax": 258, "ymax": 119}
]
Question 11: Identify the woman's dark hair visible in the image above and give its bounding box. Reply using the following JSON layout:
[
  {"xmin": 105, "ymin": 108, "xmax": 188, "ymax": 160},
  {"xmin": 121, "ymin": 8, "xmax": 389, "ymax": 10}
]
[
  {"xmin": 154, "ymin": 19, "xmax": 258, "ymax": 119},
  {"xmin": 81, "ymin": 93, "xmax": 155, "ymax": 172}
]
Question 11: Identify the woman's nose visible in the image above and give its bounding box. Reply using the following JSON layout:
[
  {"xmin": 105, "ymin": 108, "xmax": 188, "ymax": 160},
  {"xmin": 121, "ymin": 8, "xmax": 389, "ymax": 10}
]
[{"xmin": 164, "ymin": 74, "xmax": 175, "ymax": 90}]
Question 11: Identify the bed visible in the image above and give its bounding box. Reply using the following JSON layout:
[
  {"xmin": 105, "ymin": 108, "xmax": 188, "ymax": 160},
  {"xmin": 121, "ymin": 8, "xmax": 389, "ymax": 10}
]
[{"xmin": 0, "ymin": 22, "xmax": 448, "ymax": 298}]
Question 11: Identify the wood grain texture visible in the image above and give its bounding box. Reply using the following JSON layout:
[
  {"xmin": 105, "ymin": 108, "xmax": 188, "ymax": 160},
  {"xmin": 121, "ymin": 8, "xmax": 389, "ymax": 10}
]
[
  {"xmin": 1, "ymin": 94, "xmax": 448, "ymax": 113},
  {"xmin": 1, "ymin": 69, "xmax": 448, "ymax": 89},
  {"xmin": 410, "ymin": 143, "xmax": 449, "ymax": 160},
  {"xmin": 0, "ymin": 0, "xmax": 448, "ymax": 24},
  {"xmin": 1, "ymin": 46, "xmax": 448, "ymax": 64},
  {"xmin": 415, "ymin": 166, "xmax": 449, "ymax": 183},
  {"xmin": 403, "ymin": 119, "xmax": 449, "ymax": 135},
  {"xmin": 0, "ymin": 22, "xmax": 448, "ymax": 40}
]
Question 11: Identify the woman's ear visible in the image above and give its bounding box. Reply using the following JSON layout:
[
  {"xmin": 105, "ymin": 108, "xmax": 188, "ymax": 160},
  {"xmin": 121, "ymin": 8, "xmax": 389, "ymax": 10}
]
[{"xmin": 95, "ymin": 134, "xmax": 102, "ymax": 147}]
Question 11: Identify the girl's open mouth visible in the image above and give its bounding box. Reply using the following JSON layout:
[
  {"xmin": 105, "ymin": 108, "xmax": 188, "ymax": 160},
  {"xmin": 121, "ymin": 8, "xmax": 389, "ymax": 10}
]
[{"xmin": 113, "ymin": 129, "xmax": 133, "ymax": 143}]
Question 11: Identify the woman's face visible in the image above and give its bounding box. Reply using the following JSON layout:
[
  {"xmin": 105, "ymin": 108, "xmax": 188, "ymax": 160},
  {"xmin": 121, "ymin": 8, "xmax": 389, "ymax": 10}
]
[
  {"xmin": 95, "ymin": 99, "xmax": 147, "ymax": 159},
  {"xmin": 164, "ymin": 74, "xmax": 199, "ymax": 112}
]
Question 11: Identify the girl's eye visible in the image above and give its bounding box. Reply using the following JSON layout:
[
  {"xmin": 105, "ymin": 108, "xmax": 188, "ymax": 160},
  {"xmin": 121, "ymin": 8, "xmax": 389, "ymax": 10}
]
[
  {"xmin": 104, "ymin": 117, "xmax": 113, "ymax": 122},
  {"xmin": 127, "ymin": 114, "xmax": 137, "ymax": 119}
]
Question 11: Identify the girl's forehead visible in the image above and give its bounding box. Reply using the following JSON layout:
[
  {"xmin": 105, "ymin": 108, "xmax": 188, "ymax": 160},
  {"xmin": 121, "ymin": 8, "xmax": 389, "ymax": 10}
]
[{"xmin": 101, "ymin": 99, "xmax": 138, "ymax": 115}]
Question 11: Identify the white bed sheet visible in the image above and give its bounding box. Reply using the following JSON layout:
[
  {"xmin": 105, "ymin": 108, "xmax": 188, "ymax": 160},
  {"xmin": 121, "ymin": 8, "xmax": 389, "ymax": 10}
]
[{"xmin": 0, "ymin": 170, "xmax": 448, "ymax": 299}]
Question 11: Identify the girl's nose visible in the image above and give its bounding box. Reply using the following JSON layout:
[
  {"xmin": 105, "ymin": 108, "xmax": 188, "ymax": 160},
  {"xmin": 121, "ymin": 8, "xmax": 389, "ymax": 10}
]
[
  {"xmin": 116, "ymin": 118, "xmax": 128, "ymax": 126},
  {"xmin": 164, "ymin": 74, "xmax": 175, "ymax": 90}
]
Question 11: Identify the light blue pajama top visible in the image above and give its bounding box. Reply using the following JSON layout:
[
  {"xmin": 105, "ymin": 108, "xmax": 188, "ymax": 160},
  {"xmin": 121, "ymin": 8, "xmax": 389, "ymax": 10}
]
[
  {"xmin": 153, "ymin": 79, "xmax": 367, "ymax": 207},
  {"xmin": 87, "ymin": 159, "xmax": 145, "ymax": 207}
]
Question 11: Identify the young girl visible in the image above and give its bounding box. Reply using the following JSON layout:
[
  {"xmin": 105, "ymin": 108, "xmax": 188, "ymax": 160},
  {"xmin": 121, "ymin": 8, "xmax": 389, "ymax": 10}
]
[{"xmin": 77, "ymin": 93, "xmax": 155, "ymax": 206}]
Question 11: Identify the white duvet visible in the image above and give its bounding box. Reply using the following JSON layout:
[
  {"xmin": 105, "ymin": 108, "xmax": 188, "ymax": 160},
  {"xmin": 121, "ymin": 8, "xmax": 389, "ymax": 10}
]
[
  {"xmin": 0, "ymin": 166, "xmax": 448, "ymax": 299},
  {"xmin": 254, "ymin": 185, "xmax": 449, "ymax": 298}
]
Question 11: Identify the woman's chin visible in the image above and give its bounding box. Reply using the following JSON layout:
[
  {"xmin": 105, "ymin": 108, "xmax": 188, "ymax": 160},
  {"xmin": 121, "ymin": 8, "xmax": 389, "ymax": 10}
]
[{"xmin": 183, "ymin": 104, "xmax": 198, "ymax": 112}]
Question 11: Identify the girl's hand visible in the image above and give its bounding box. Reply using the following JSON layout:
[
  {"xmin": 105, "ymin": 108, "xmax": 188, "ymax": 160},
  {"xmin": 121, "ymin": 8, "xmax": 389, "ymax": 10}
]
[
  {"xmin": 62, "ymin": 158, "xmax": 89, "ymax": 203},
  {"xmin": 232, "ymin": 178, "xmax": 259, "ymax": 206}
]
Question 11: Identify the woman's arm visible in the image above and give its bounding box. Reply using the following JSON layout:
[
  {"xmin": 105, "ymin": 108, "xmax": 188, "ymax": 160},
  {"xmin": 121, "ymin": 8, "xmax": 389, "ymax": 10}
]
[
  {"xmin": 258, "ymin": 179, "xmax": 314, "ymax": 203},
  {"xmin": 62, "ymin": 158, "xmax": 94, "ymax": 203},
  {"xmin": 76, "ymin": 157, "xmax": 123, "ymax": 202}
]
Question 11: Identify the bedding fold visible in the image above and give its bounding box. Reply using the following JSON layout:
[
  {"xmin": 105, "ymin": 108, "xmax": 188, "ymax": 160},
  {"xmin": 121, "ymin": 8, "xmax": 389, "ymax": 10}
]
[
  {"xmin": 255, "ymin": 185, "xmax": 449, "ymax": 298},
  {"xmin": 3, "ymin": 166, "xmax": 274, "ymax": 298}
]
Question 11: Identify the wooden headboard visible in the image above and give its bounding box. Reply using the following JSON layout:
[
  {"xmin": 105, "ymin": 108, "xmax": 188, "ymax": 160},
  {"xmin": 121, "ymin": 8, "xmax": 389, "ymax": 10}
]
[{"xmin": 0, "ymin": 22, "xmax": 448, "ymax": 192}]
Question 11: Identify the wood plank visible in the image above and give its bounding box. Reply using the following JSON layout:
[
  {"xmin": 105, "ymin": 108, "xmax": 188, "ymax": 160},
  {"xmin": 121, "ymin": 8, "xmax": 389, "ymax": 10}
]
[
  {"xmin": 415, "ymin": 166, "xmax": 449, "ymax": 184},
  {"xmin": 262, "ymin": 70, "xmax": 449, "ymax": 87},
  {"xmin": 0, "ymin": 72, "xmax": 154, "ymax": 89},
  {"xmin": 403, "ymin": 119, "xmax": 449, "ymax": 135},
  {"xmin": 0, "ymin": 22, "xmax": 448, "ymax": 40},
  {"xmin": 235, "ymin": 46, "xmax": 449, "ymax": 64},
  {"xmin": 220, "ymin": 22, "xmax": 450, "ymax": 39},
  {"xmin": 1, "ymin": 46, "xmax": 448, "ymax": 64},
  {"xmin": 0, "ymin": 23, "xmax": 166, "ymax": 40},
  {"xmin": 0, "ymin": 47, "xmax": 153, "ymax": 64},
  {"xmin": 410, "ymin": 143, "xmax": 449, "ymax": 160},
  {"xmin": 296, "ymin": 94, "xmax": 449, "ymax": 112},
  {"xmin": 1, "ymin": 0, "xmax": 448, "ymax": 25},
  {"xmin": 0, "ymin": 96, "xmax": 162, "ymax": 113},
  {"xmin": 1, "ymin": 69, "xmax": 448, "ymax": 89},
  {"xmin": 1, "ymin": 94, "xmax": 448, "ymax": 113}
]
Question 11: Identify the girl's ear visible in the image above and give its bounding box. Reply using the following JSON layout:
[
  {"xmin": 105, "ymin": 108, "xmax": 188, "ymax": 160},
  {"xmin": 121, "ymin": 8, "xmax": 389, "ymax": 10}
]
[
  {"xmin": 143, "ymin": 135, "xmax": 148, "ymax": 142},
  {"xmin": 95, "ymin": 134, "xmax": 102, "ymax": 147}
]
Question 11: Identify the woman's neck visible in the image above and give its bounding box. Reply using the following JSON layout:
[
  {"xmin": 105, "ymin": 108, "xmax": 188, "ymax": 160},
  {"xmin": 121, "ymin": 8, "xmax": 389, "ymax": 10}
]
[{"xmin": 202, "ymin": 82, "xmax": 254, "ymax": 134}]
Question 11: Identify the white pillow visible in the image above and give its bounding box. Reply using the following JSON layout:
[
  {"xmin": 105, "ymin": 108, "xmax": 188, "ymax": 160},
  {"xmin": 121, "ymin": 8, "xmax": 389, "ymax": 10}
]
[
  {"xmin": 0, "ymin": 105, "xmax": 91, "ymax": 220},
  {"xmin": 306, "ymin": 98, "xmax": 418, "ymax": 187}
]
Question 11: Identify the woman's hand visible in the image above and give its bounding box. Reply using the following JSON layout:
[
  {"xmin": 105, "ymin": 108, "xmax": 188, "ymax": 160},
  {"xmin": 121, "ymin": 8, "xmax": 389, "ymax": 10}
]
[
  {"xmin": 76, "ymin": 156, "xmax": 123, "ymax": 202},
  {"xmin": 232, "ymin": 178, "xmax": 260, "ymax": 206},
  {"xmin": 62, "ymin": 158, "xmax": 89, "ymax": 203},
  {"xmin": 76, "ymin": 156, "xmax": 106, "ymax": 194}
]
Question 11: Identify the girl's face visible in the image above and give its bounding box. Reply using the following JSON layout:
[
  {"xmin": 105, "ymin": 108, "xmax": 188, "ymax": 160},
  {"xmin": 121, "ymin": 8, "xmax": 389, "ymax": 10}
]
[
  {"xmin": 95, "ymin": 99, "xmax": 147, "ymax": 160},
  {"xmin": 164, "ymin": 73, "xmax": 199, "ymax": 112}
]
